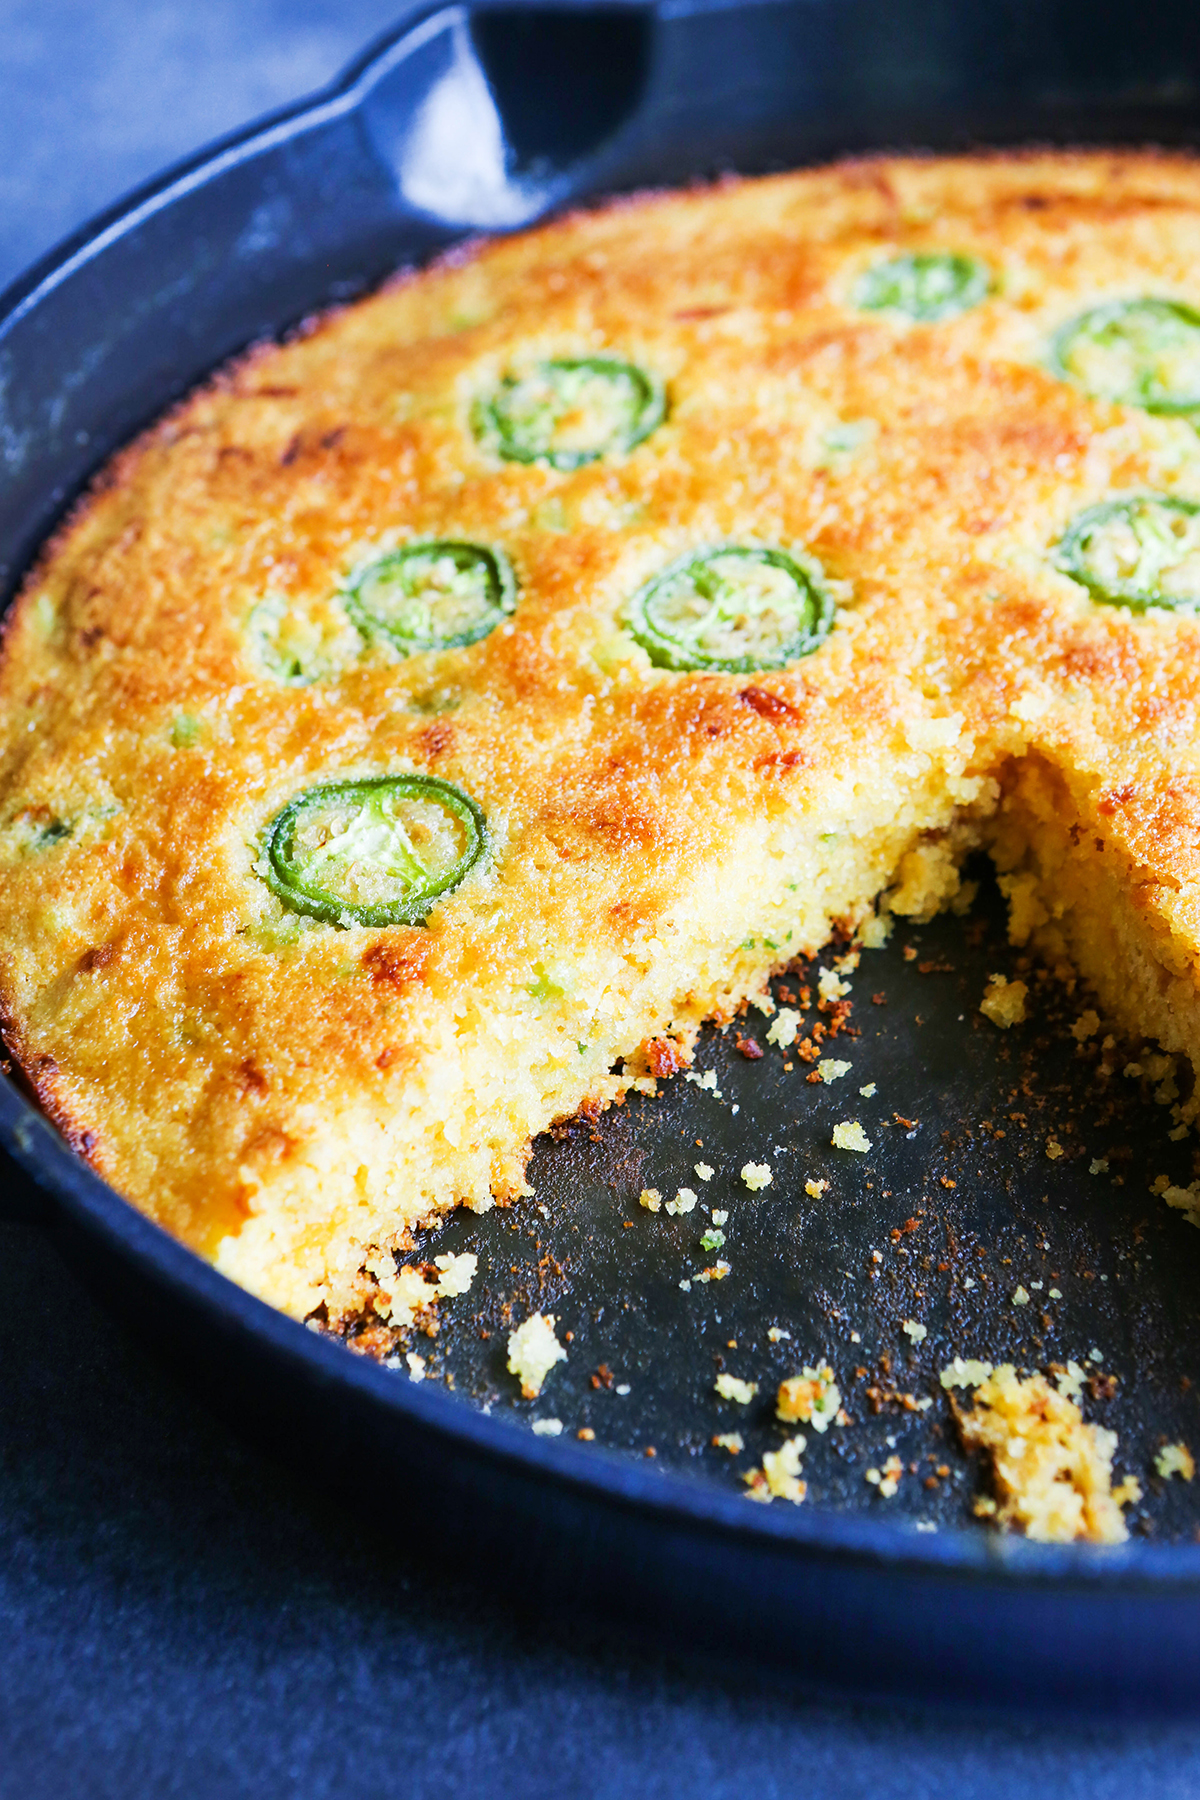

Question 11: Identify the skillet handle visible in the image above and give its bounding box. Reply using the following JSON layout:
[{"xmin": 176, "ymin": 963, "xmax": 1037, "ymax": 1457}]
[{"xmin": 350, "ymin": 2, "xmax": 654, "ymax": 230}]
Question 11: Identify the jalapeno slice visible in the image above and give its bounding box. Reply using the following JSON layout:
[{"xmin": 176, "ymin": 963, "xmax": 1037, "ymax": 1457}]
[
  {"xmin": 626, "ymin": 545, "xmax": 834, "ymax": 673},
  {"xmin": 263, "ymin": 775, "xmax": 486, "ymax": 927},
  {"xmin": 854, "ymin": 252, "xmax": 991, "ymax": 322},
  {"xmin": 474, "ymin": 357, "xmax": 665, "ymax": 469},
  {"xmin": 344, "ymin": 541, "xmax": 516, "ymax": 654},
  {"xmin": 1056, "ymin": 494, "xmax": 1200, "ymax": 614},
  {"xmin": 1050, "ymin": 299, "xmax": 1200, "ymax": 414}
]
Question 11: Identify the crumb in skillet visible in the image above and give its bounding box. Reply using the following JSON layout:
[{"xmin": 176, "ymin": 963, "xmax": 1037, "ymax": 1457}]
[
  {"xmin": 715, "ymin": 1373, "xmax": 758, "ymax": 1404},
  {"xmin": 507, "ymin": 1312, "xmax": 567, "ymax": 1398},
  {"xmin": 1156, "ymin": 1442, "xmax": 1196, "ymax": 1481},
  {"xmin": 744, "ymin": 1435, "xmax": 806, "ymax": 1504},
  {"xmin": 980, "ymin": 974, "xmax": 1028, "ymax": 1028},
  {"xmin": 954, "ymin": 1365, "xmax": 1136, "ymax": 1543},
  {"xmin": 777, "ymin": 1364, "xmax": 841, "ymax": 1431},
  {"xmin": 865, "ymin": 1455, "xmax": 904, "ymax": 1498}
]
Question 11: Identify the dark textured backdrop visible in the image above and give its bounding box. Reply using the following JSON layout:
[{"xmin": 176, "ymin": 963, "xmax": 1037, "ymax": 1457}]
[{"xmin": 3, "ymin": 3, "xmax": 1200, "ymax": 1792}]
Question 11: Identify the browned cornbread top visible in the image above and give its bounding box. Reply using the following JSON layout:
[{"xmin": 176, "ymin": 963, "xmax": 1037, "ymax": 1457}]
[{"xmin": 3, "ymin": 151, "xmax": 1200, "ymax": 1316}]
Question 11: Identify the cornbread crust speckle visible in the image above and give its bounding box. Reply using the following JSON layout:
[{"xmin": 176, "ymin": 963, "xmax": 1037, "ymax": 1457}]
[{"xmin": 8, "ymin": 152, "xmax": 1200, "ymax": 1321}]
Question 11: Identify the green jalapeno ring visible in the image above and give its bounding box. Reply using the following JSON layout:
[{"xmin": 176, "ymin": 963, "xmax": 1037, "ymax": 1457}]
[
  {"xmin": 473, "ymin": 356, "xmax": 665, "ymax": 471},
  {"xmin": 626, "ymin": 544, "xmax": 836, "ymax": 674},
  {"xmin": 1049, "ymin": 298, "xmax": 1200, "ymax": 415},
  {"xmin": 343, "ymin": 540, "xmax": 517, "ymax": 655},
  {"xmin": 853, "ymin": 252, "xmax": 992, "ymax": 323},
  {"xmin": 1055, "ymin": 493, "xmax": 1200, "ymax": 614},
  {"xmin": 263, "ymin": 773, "xmax": 486, "ymax": 929}
]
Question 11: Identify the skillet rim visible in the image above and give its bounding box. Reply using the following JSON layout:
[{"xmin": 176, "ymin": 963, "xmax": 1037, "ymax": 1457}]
[{"xmin": 3, "ymin": 0, "xmax": 1200, "ymax": 1596}]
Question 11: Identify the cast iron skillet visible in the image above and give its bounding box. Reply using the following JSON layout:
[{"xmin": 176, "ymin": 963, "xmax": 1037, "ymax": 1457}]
[{"xmin": 5, "ymin": 0, "xmax": 1200, "ymax": 1713}]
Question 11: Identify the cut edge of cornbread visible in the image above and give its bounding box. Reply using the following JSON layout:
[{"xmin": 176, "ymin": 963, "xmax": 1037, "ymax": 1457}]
[
  {"xmin": 216, "ymin": 741, "xmax": 1200, "ymax": 1325},
  {"xmin": 214, "ymin": 747, "xmax": 995, "ymax": 1322}
]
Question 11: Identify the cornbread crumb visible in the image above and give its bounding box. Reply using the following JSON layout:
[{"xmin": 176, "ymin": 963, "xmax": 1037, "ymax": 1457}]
[
  {"xmin": 666, "ymin": 1187, "xmax": 698, "ymax": 1214},
  {"xmin": 818, "ymin": 968, "xmax": 851, "ymax": 1003},
  {"xmin": 531, "ymin": 1417, "xmax": 563, "ymax": 1437},
  {"xmin": 1012, "ymin": 1286, "xmax": 1030, "ymax": 1306},
  {"xmin": 1071, "ymin": 1010, "xmax": 1101, "ymax": 1041},
  {"xmin": 817, "ymin": 1058, "xmax": 852, "ymax": 1083},
  {"xmin": 695, "ymin": 1261, "xmax": 731, "ymax": 1283},
  {"xmin": 902, "ymin": 1319, "xmax": 927, "ymax": 1343},
  {"xmin": 767, "ymin": 1327, "xmax": 791, "ymax": 1343},
  {"xmin": 405, "ymin": 1352, "xmax": 426, "ymax": 1382},
  {"xmin": 694, "ymin": 1162, "xmax": 714, "ymax": 1181},
  {"xmin": 507, "ymin": 1312, "xmax": 567, "ymax": 1399},
  {"xmin": 715, "ymin": 1373, "xmax": 758, "ymax": 1405},
  {"xmin": 433, "ymin": 1251, "xmax": 478, "ymax": 1297},
  {"xmin": 859, "ymin": 914, "xmax": 892, "ymax": 949},
  {"xmin": 374, "ymin": 1263, "xmax": 438, "ymax": 1327},
  {"xmin": 1049, "ymin": 1287, "xmax": 1063, "ymax": 1299},
  {"xmin": 859, "ymin": 1082, "xmax": 877, "ymax": 1097},
  {"xmin": 831, "ymin": 1121, "xmax": 871, "ymax": 1153},
  {"xmin": 1156, "ymin": 1442, "xmax": 1196, "ymax": 1481},
  {"xmin": 639, "ymin": 1187, "xmax": 662, "ymax": 1212},
  {"xmin": 577, "ymin": 1428, "xmax": 595, "ymax": 1441},
  {"xmin": 710, "ymin": 1208, "xmax": 729, "ymax": 1225},
  {"xmin": 866, "ymin": 1454, "xmax": 904, "ymax": 1498},
  {"xmin": 804, "ymin": 1178, "xmax": 829, "ymax": 1198},
  {"xmin": 940, "ymin": 1357, "xmax": 995, "ymax": 1390},
  {"xmin": 741, "ymin": 1163, "xmax": 772, "ymax": 1191},
  {"xmin": 743, "ymin": 1434, "xmax": 806, "ymax": 1504},
  {"xmin": 980, "ymin": 974, "xmax": 1028, "ymax": 1028},
  {"xmin": 777, "ymin": 1363, "xmax": 841, "ymax": 1432},
  {"xmin": 1161, "ymin": 1179, "xmax": 1200, "ymax": 1227},
  {"xmin": 766, "ymin": 1008, "xmax": 802, "ymax": 1049},
  {"xmin": 712, "ymin": 1432, "xmax": 744, "ymax": 1454},
  {"xmin": 957, "ymin": 1365, "xmax": 1134, "ymax": 1543},
  {"xmin": 1045, "ymin": 1140, "xmax": 1064, "ymax": 1161},
  {"xmin": 1089, "ymin": 1158, "xmax": 1109, "ymax": 1176},
  {"xmin": 685, "ymin": 1070, "xmax": 721, "ymax": 1097}
]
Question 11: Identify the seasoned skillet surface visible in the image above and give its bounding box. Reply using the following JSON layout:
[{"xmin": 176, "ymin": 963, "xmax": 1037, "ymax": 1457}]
[{"xmin": 372, "ymin": 864, "xmax": 1200, "ymax": 1539}]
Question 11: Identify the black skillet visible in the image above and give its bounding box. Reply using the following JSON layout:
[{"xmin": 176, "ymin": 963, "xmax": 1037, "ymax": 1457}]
[{"xmin": 5, "ymin": 0, "xmax": 1200, "ymax": 1713}]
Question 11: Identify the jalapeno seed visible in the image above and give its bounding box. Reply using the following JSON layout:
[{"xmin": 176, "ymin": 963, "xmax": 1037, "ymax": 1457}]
[
  {"xmin": 1050, "ymin": 299, "xmax": 1200, "ymax": 415},
  {"xmin": 344, "ymin": 541, "xmax": 516, "ymax": 654},
  {"xmin": 1056, "ymin": 495, "xmax": 1200, "ymax": 614},
  {"xmin": 626, "ymin": 545, "xmax": 834, "ymax": 673},
  {"xmin": 473, "ymin": 357, "xmax": 665, "ymax": 469},
  {"xmin": 854, "ymin": 252, "xmax": 991, "ymax": 322},
  {"xmin": 263, "ymin": 774, "xmax": 486, "ymax": 928}
]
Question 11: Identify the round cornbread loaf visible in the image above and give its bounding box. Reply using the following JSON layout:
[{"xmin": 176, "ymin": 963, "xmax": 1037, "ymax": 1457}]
[{"xmin": 4, "ymin": 151, "xmax": 1200, "ymax": 1321}]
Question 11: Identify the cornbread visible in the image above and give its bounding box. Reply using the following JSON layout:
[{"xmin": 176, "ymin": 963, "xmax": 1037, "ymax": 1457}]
[
  {"xmin": 956, "ymin": 1364, "xmax": 1138, "ymax": 1544},
  {"xmin": 6, "ymin": 151, "xmax": 1200, "ymax": 1329}
]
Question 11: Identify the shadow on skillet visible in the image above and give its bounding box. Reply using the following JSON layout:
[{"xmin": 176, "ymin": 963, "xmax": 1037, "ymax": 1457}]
[{"xmin": 5, "ymin": 0, "xmax": 1200, "ymax": 1715}]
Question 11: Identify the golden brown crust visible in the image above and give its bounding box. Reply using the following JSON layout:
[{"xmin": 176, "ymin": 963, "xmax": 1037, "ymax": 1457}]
[{"xmin": 6, "ymin": 149, "xmax": 1200, "ymax": 1313}]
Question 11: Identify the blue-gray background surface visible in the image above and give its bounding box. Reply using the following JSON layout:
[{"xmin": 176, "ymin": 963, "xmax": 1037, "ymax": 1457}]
[{"xmin": 2, "ymin": 3, "xmax": 1200, "ymax": 1793}]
